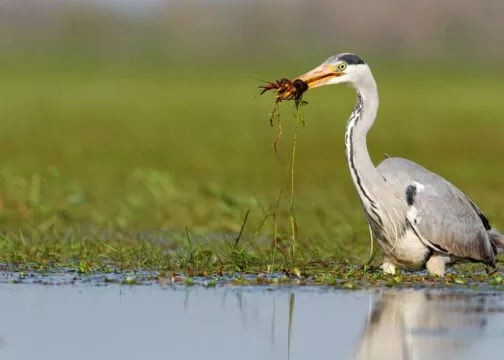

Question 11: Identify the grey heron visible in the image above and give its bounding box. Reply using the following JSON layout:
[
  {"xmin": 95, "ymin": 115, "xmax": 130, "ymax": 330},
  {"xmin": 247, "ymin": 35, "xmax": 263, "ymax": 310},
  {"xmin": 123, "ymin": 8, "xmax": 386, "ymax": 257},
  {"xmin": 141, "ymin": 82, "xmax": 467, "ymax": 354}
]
[{"xmin": 277, "ymin": 53, "xmax": 504, "ymax": 275}]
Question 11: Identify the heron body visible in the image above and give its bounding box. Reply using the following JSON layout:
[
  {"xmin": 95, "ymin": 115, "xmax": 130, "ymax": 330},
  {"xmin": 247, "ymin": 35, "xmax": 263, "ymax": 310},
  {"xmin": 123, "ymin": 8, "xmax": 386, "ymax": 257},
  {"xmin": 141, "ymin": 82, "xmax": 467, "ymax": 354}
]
[{"xmin": 288, "ymin": 53, "xmax": 504, "ymax": 275}]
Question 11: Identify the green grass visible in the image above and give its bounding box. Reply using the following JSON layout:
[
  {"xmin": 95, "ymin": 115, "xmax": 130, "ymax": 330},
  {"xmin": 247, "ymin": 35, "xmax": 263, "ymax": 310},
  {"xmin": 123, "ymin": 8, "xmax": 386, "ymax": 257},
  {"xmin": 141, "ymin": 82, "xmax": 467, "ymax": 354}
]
[{"xmin": 1, "ymin": 59, "xmax": 504, "ymax": 276}]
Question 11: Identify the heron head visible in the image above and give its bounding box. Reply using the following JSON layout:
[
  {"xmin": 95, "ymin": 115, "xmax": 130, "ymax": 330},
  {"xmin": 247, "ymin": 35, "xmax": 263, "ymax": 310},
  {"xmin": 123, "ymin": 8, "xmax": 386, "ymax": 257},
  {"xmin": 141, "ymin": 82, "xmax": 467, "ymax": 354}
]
[{"xmin": 289, "ymin": 53, "xmax": 370, "ymax": 96}]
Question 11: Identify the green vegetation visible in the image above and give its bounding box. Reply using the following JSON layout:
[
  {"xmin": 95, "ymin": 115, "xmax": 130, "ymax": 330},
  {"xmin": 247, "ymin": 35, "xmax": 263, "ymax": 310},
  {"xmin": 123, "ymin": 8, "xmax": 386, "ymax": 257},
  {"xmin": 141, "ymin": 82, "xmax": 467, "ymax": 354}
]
[{"xmin": 1, "ymin": 58, "xmax": 504, "ymax": 280}]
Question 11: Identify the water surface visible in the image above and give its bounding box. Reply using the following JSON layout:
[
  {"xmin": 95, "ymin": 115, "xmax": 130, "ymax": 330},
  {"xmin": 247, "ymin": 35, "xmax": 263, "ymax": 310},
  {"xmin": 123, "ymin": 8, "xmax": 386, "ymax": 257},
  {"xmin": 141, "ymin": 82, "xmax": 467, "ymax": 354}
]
[{"xmin": 0, "ymin": 283, "xmax": 503, "ymax": 359}]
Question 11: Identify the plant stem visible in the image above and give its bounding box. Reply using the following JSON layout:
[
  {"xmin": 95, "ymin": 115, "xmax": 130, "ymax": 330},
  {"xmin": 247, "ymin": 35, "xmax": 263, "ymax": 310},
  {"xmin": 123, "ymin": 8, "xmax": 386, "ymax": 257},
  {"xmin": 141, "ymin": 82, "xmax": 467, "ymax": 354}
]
[{"xmin": 289, "ymin": 104, "xmax": 302, "ymax": 262}]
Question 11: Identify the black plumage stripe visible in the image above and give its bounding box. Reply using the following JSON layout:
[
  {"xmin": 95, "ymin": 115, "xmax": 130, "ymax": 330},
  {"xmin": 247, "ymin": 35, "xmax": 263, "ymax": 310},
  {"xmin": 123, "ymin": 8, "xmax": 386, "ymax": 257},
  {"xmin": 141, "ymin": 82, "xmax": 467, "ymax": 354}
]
[
  {"xmin": 346, "ymin": 93, "xmax": 383, "ymax": 229},
  {"xmin": 339, "ymin": 54, "xmax": 365, "ymax": 65}
]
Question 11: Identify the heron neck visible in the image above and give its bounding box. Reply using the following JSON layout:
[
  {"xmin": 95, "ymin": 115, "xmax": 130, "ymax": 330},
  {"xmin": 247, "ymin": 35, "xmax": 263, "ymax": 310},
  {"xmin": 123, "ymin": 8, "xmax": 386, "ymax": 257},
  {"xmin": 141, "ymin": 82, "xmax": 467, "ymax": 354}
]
[{"xmin": 344, "ymin": 77, "xmax": 387, "ymax": 224}]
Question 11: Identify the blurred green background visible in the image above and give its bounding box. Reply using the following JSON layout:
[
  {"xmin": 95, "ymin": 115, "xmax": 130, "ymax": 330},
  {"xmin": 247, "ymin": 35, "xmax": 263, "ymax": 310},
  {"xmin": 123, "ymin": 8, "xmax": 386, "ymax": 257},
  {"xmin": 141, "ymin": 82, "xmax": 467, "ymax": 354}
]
[{"xmin": 1, "ymin": 0, "xmax": 504, "ymax": 259}]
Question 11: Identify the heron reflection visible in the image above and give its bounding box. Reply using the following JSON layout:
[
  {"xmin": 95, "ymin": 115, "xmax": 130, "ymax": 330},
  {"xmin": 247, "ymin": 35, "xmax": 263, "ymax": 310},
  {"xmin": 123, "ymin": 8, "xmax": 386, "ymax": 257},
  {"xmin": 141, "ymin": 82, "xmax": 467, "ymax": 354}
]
[{"xmin": 351, "ymin": 290, "xmax": 493, "ymax": 360}]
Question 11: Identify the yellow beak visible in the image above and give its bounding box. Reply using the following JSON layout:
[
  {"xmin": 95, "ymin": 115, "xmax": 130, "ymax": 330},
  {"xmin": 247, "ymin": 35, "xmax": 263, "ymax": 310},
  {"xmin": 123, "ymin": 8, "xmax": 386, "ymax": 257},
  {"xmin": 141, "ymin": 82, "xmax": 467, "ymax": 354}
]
[
  {"xmin": 274, "ymin": 64, "xmax": 342, "ymax": 102},
  {"xmin": 297, "ymin": 64, "xmax": 341, "ymax": 89}
]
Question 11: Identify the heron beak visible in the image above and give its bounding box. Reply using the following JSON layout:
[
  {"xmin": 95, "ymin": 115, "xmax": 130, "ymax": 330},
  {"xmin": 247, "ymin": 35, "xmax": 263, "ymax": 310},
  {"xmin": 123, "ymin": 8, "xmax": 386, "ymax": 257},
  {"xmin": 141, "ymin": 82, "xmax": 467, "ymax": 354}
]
[
  {"xmin": 272, "ymin": 64, "xmax": 342, "ymax": 102},
  {"xmin": 296, "ymin": 64, "xmax": 341, "ymax": 89},
  {"xmin": 276, "ymin": 64, "xmax": 345, "ymax": 102}
]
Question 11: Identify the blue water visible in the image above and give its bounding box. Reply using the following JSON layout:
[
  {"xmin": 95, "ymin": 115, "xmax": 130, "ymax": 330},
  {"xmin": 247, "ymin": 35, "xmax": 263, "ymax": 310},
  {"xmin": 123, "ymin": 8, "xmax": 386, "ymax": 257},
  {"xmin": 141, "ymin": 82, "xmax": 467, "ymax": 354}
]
[{"xmin": 0, "ymin": 283, "xmax": 503, "ymax": 360}]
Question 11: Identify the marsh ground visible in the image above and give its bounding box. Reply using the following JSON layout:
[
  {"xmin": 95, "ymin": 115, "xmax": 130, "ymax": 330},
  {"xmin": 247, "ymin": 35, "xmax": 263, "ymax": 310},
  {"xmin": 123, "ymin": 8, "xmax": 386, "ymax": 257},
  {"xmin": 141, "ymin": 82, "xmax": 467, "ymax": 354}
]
[{"xmin": 1, "ymin": 58, "xmax": 504, "ymax": 281}]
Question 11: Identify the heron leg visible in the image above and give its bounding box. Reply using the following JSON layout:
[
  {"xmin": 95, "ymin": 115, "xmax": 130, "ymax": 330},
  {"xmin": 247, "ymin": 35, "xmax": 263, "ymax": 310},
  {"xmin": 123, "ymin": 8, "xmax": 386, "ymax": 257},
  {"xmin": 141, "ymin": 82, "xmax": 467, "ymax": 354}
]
[
  {"xmin": 426, "ymin": 253, "xmax": 451, "ymax": 276},
  {"xmin": 380, "ymin": 259, "xmax": 397, "ymax": 275}
]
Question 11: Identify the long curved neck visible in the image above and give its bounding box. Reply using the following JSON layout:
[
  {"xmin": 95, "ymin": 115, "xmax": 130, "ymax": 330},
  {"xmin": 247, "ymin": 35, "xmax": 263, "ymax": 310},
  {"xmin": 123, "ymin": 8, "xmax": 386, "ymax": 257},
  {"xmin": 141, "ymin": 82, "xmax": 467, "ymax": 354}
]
[{"xmin": 344, "ymin": 74, "xmax": 388, "ymax": 229}]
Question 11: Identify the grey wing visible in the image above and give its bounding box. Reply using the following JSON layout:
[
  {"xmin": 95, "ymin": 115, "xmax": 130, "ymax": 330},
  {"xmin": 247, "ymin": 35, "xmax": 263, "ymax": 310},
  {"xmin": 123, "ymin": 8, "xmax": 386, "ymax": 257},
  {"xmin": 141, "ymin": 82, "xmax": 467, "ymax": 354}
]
[{"xmin": 377, "ymin": 157, "xmax": 496, "ymax": 265}]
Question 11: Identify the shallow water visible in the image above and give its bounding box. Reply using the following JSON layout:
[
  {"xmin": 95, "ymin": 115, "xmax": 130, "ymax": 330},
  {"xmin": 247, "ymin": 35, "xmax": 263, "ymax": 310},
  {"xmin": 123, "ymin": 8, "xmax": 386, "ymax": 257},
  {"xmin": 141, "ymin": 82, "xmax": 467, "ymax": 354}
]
[{"xmin": 0, "ymin": 280, "xmax": 504, "ymax": 360}]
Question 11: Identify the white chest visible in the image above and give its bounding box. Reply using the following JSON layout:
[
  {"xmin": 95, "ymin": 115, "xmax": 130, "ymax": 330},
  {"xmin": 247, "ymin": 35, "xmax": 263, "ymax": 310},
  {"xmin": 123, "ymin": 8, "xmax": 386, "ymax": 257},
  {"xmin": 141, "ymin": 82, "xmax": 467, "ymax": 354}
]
[{"xmin": 384, "ymin": 229, "xmax": 431, "ymax": 268}]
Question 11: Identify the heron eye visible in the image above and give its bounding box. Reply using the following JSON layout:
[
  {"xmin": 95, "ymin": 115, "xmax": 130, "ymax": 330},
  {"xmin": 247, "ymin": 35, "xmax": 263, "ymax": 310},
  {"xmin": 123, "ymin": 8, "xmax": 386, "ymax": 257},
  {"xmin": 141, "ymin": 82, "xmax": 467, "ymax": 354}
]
[{"xmin": 337, "ymin": 63, "xmax": 347, "ymax": 71}]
